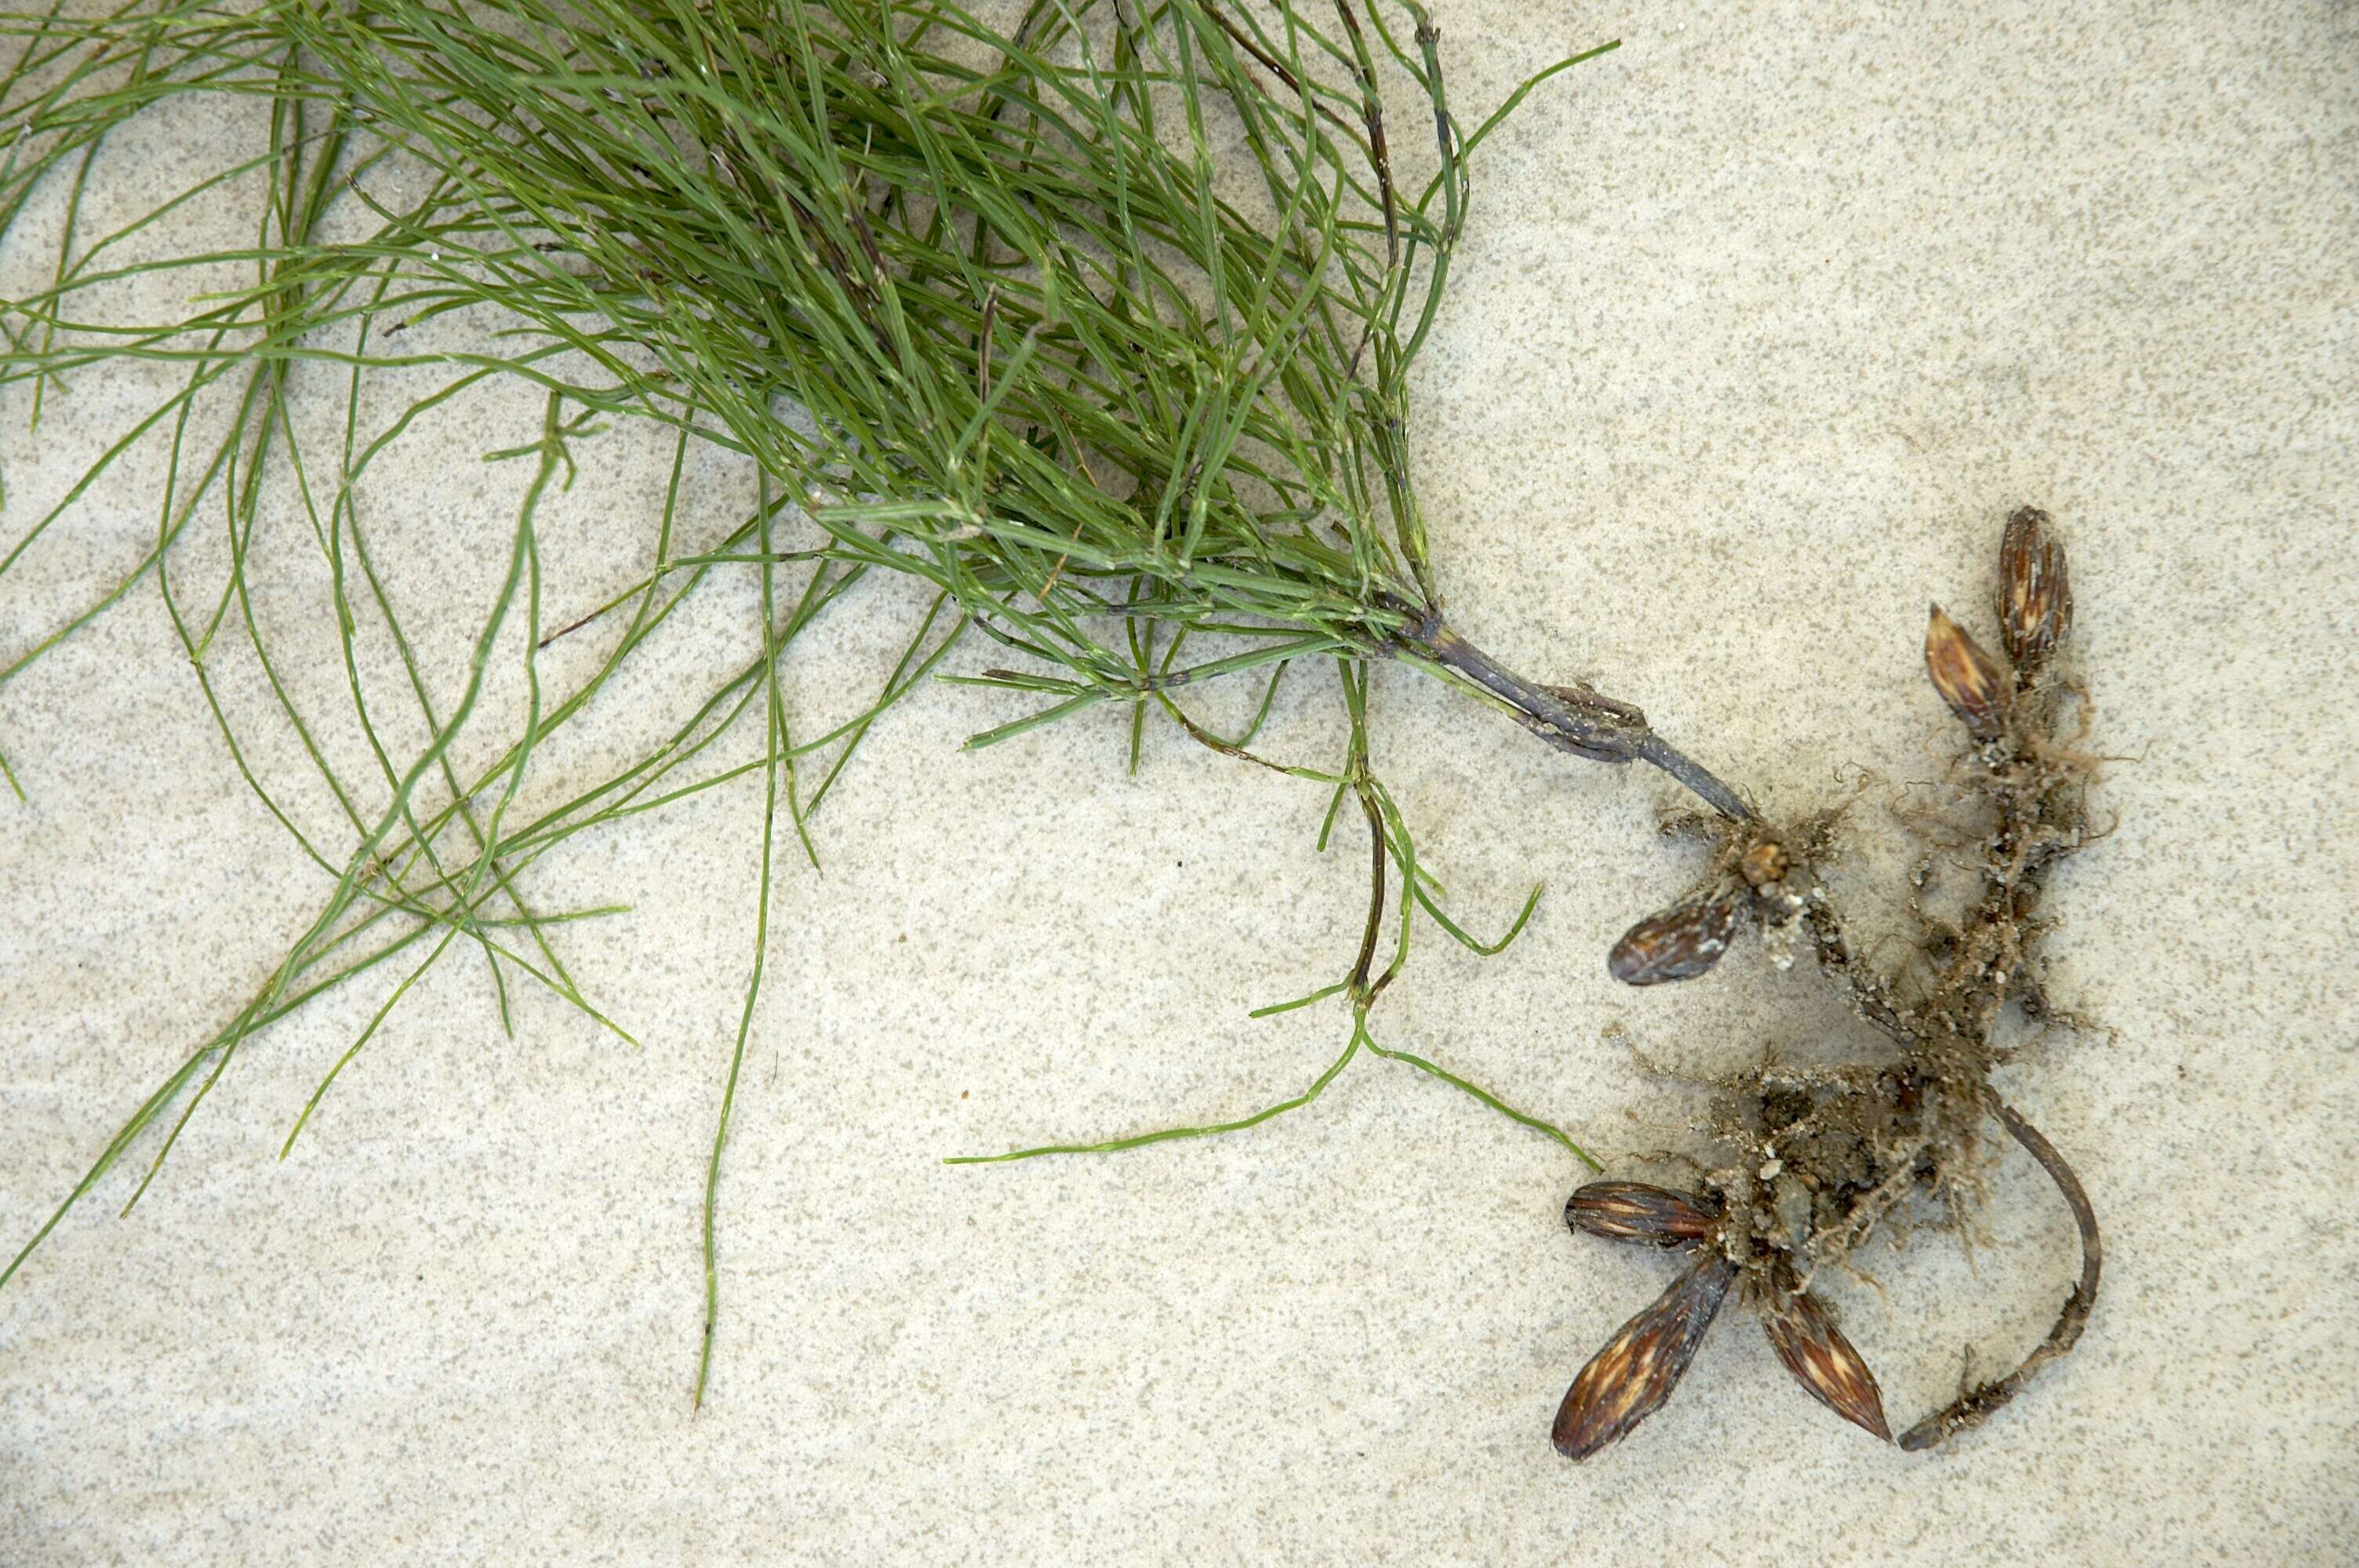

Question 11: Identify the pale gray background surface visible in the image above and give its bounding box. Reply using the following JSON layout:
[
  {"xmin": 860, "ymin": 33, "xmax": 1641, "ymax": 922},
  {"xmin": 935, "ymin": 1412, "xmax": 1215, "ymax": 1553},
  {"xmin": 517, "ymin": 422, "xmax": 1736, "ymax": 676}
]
[{"xmin": 4, "ymin": 2, "xmax": 2354, "ymax": 1563}]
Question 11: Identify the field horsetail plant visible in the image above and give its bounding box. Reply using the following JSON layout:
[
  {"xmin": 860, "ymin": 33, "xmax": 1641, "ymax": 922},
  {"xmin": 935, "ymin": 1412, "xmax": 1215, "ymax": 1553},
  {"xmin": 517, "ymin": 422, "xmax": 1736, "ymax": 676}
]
[{"xmin": 0, "ymin": 0, "xmax": 2108, "ymax": 1457}]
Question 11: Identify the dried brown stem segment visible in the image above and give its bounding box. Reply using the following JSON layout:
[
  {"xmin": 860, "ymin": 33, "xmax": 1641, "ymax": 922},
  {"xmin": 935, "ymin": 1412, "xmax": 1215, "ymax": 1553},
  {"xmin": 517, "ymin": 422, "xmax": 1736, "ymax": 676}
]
[
  {"xmin": 1925, "ymin": 605, "xmax": 2011, "ymax": 739},
  {"xmin": 1554, "ymin": 1252, "xmax": 1736, "ymax": 1461},
  {"xmin": 1412, "ymin": 622, "xmax": 1647, "ymax": 764},
  {"xmin": 1997, "ymin": 506, "xmax": 2073, "ymax": 677},
  {"xmin": 1899, "ymin": 1105, "xmax": 2103, "ymax": 1451},
  {"xmin": 1398, "ymin": 619, "xmax": 1753, "ymax": 822},
  {"xmin": 1762, "ymin": 1287, "xmax": 1894, "ymax": 1443},
  {"xmin": 1607, "ymin": 895, "xmax": 1741, "ymax": 985},
  {"xmin": 1565, "ymin": 1181, "xmax": 1720, "ymax": 1247}
]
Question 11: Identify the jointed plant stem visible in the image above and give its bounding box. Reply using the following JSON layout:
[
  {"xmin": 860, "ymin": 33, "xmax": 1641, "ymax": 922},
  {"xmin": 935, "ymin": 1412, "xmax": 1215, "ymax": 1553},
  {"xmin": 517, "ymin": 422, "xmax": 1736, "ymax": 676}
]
[
  {"xmin": 1401, "ymin": 619, "xmax": 1750, "ymax": 822},
  {"xmin": 696, "ymin": 474, "xmax": 791, "ymax": 1412},
  {"xmin": 949, "ymin": 657, "xmax": 1597, "ymax": 1172},
  {"xmin": 1898, "ymin": 1102, "xmax": 2103, "ymax": 1451}
]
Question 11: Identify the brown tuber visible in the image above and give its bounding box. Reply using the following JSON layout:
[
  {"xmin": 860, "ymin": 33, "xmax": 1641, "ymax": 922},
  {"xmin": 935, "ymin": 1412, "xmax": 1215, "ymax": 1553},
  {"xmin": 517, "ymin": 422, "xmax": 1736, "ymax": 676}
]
[
  {"xmin": 1608, "ymin": 895, "xmax": 1743, "ymax": 985},
  {"xmin": 1552, "ymin": 1251, "xmax": 1736, "ymax": 1461},
  {"xmin": 1924, "ymin": 604, "xmax": 2012, "ymax": 739},
  {"xmin": 1997, "ymin": 506, "xmax": 2074, "ymax": 677},
  {"xmin": 1565, "ymin": 1181, "xmax": 1720, "ymax": 1247},
  {"xmin": 1762, "ymin": 1285, "xmax": 1894, "ymax": 1443}
]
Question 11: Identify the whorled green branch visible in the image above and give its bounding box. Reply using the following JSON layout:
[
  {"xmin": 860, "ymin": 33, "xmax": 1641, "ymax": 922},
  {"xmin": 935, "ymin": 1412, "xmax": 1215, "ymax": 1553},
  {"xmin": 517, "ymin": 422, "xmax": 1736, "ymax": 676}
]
[{"xmin": 0, "ymin": 0, "xmax": 1733, "ymax": 1393}]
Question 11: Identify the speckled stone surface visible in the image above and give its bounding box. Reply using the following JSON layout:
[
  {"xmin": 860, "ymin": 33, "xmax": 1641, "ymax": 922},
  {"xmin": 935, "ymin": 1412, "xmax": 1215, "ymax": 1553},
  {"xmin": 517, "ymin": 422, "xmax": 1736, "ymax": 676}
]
[{"xmin": 2, "ymin": 2, "xmax": 2354, "ymax": 1563}]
